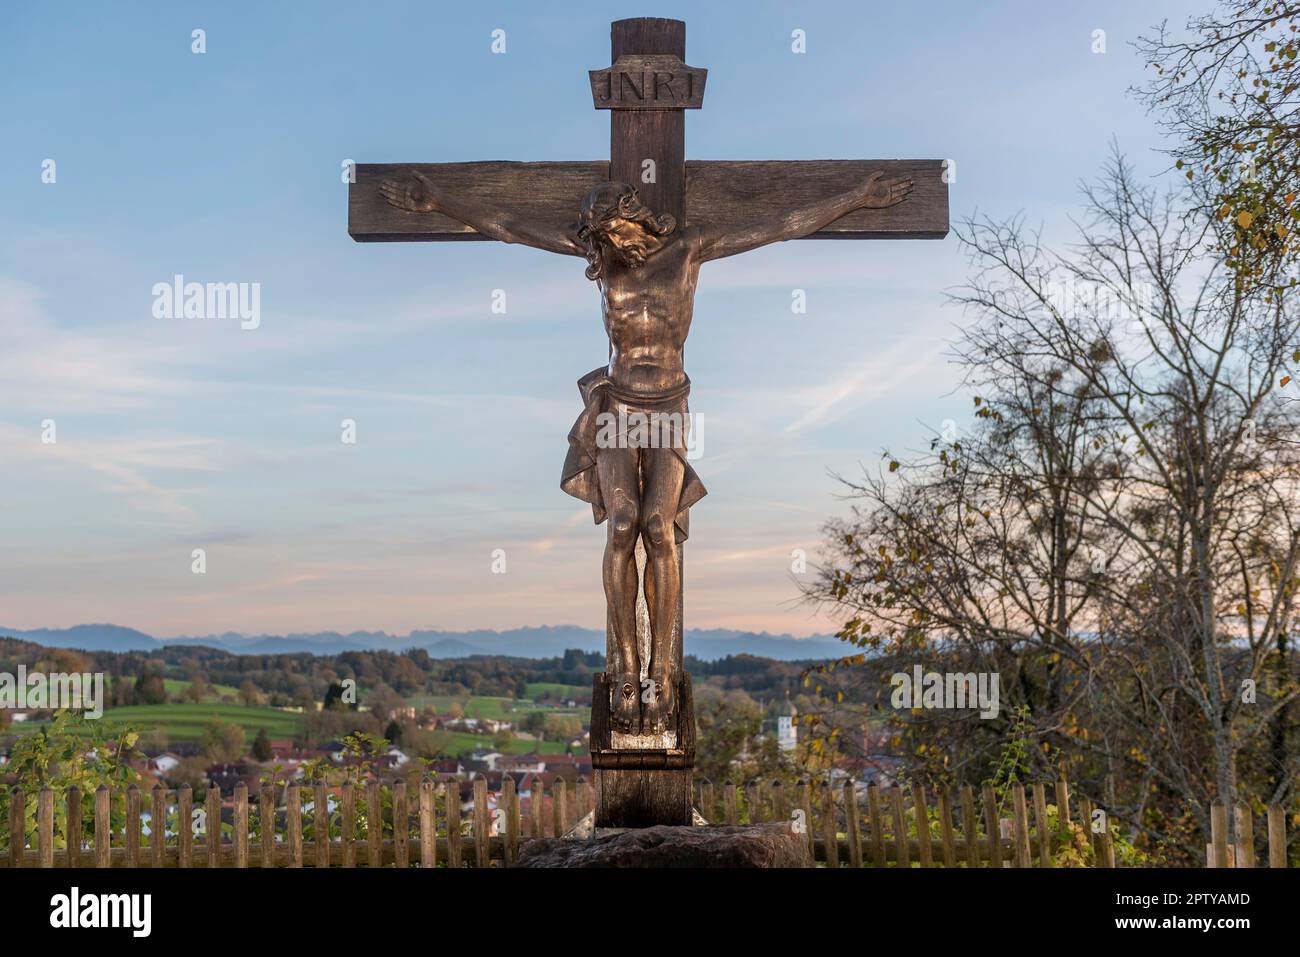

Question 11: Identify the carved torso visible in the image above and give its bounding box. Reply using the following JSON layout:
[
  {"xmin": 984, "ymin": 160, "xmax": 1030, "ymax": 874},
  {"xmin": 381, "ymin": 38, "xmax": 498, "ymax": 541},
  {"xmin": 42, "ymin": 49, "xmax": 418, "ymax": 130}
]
[{"xmin": 598, "ymin": 227, "xmax": 701, "ymax": 395}]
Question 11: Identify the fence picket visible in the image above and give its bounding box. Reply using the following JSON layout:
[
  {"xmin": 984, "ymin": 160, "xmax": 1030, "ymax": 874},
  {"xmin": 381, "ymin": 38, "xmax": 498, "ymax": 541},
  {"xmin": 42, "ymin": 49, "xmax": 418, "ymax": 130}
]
[
  {"xmin": 913, "ymin": 785, "xmax": 933, "ymax": 867},
  {"xmin": 207, "ymin": 785, "xmax": 221, "ymax": 868},
  {"xmin": 126, "ymin": 785, "xmax": 140, "ymax": 868},
  {"xmin": 261, "ymin": 784, "xmax": 276, "ymax": 868},
  {"xmin": 866, "ymin": 785, "xmax": 886, "ymax": 867},
  {"xmin": 890, "ymin": 788, "xmax": 910, "ymax": 868},
  {"xmin": 982, "ymin": 785, "xmax": 1001, "ymax": 868},
  {"xmin": 235, "ymin": 784, "xmax": 249, "ymax": 868},
  {"xmin": 419, "ymin": 779, "xmax": 436, "ymax": 868},
  {"xmin": 315, "ymin": 783, "xmax": 330, "ymax": 868},
  {"xmin": 96, "ymin": 785, "xmax": 111, "ymax": 869},
  {"xmin": 287, "ymin": 784, "xmax": 302, "ymax": 868},
  {"xmin": 341, "ymin": 782, "xmax": 354, "ymax": 868},
  {"xmin": 959, "ymin": 786, "xmax": 979, "ymax": 868},
  {"xmin": 843, "ymin": 780, "xmax": 862, "ymax": 868},
  {"xmin": 67, "ymin": 787, "xmax": 82, "ymax": 869},
  {"xmin": 937, "ymin": 789, "xmax": 956, "ymax": 868},
  {"xmin": 393, "ymin": 781, "xmax": 408, "ymax": 868},
  {"xmin": 151, "ymin": 785, "xmax": 166, "ymax": 869},
  {"xmin": 9, "ymin": 788, "xmax": 24, "ymax": 869},
  {"xmin": 366, "ymin": 781, "xmax": 381, "ymax": 869},
  {"xmin": 180, "ymin": 785, "xmax": 195, "ymax": 868},
  {"xmin": 1234, "ymin": 802, "xmax": 1255, "ymax": 869},
  {"xmin": 1267, "ymin": 805, "xmax": 1286, "ymax": 868},
  {"xmin": 820, "ymin": 781, "xmax": 839, "ymax": 868},
  {"xmin": 446, "ymin": 780, "xmax": 462, "ymax": 867},
  {"xmin": 38, "ymin": 787, "xmax": 54, "ymax": 869},
  {"xmin": 1032, "ymin": 783, "xmax": 1051, "ymax": 867},
  {"xmin": 474, "ymin": 775, "xmax": 490, "ymax": 868}
]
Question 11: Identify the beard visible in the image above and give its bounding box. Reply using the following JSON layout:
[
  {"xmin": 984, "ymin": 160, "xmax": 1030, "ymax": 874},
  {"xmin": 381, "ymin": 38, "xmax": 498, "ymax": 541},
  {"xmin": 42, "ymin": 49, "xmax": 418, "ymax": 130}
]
[{"xmin": 608, "ymin": 236, "xmax": 650, "ymax": 268}]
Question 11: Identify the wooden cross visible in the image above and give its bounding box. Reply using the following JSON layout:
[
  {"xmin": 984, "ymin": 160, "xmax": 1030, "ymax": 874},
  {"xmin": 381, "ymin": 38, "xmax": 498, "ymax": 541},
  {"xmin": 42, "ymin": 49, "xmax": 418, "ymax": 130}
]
[{"xmin": 348, "ymin": 17, "xmax": 948, "ymax": 830}]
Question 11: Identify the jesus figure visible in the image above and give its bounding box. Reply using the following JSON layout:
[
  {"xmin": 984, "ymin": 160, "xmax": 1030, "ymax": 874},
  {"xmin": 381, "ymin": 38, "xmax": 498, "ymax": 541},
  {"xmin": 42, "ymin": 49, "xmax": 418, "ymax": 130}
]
[{"xmin": 381, "ymin": 169, "xmax": 912, "ymax": 735}]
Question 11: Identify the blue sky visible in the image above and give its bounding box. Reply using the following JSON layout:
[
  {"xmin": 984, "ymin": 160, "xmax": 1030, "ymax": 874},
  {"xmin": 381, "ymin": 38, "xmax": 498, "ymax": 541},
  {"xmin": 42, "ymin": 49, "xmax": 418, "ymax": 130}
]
[{"xmin": 0, "ymin": 0, "xmax": 1197, "ymax": 638}]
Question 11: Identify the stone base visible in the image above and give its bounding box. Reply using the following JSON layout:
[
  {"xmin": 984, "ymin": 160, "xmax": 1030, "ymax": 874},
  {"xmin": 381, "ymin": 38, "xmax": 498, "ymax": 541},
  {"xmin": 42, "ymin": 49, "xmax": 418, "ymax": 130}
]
[{"xmin": 518, "ymin": 823, "xmax": 813, "ymax": 868}]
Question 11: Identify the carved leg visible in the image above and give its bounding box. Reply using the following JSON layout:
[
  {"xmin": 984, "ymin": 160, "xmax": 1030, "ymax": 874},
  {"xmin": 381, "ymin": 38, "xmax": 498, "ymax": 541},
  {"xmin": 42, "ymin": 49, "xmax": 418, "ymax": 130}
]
[
  {"xmin": 641, "ymin": 447, "xmax": 685, "ymax": 735},
  {"xmin": 599, "ymin": 447, "xmax": 642, "ymax": 732}
]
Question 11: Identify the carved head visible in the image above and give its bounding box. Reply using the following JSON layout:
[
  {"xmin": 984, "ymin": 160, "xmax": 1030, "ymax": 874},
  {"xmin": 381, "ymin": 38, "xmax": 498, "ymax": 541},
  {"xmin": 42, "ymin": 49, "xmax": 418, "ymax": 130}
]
[{"xmin": 577, "ymin": 182, "xmax": 676, "ymax": 281}]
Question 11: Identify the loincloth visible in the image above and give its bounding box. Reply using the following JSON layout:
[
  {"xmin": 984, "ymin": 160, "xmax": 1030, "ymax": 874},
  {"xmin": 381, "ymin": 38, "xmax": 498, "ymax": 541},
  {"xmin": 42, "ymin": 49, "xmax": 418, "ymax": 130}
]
[{"xmin": 560, "ymin": 367, "xmax": 707, "ymax": 543}]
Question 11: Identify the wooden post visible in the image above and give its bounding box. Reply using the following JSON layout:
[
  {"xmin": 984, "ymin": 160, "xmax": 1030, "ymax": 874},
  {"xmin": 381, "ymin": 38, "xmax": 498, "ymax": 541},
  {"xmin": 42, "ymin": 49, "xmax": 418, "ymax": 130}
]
[
  {"xmin": 9, "ymin": 787, "xmax": 24, "ymax": 869},
  {"xmin": 1011, "ymin": 784, "xmax": 1031, "ymax": 868},
  {"xmin": 446, "ymin": 780, "xmax": 463, "ymax": 867},
  {"xmin": 866, "ymin": 785, "xmax": 886, "ymax": 867},
  {"xmin": 260, "ymin": 784, "xmax": 276, "ymax": 868},
  {"xmin": 287, "ymin": 784, "xmax": 302, "ymax": 868},
  {"xmin": 177, "ymin": 784, "xmax": 193, "ymax": 866},
  {"xmin": 67, "ymin": 787, "xmax": 83, "ymax": 869},
  {"xmin": 151, "ymin": 784, "xmax": 166, "ymax": 869},
  {"xmin": 391, "ymin": 780, "xmax": 407, "ymax": 868},
  {"xmin": 125, "ymin": 785, "xmax": 140, "ymax": 868},
  {"xmin": 366, "ymin": 781, "xmax": 381, "ymax": 869},
  {"xmin": 341, "ymin": 781, "xmax": 355, "ymax": 868},
  {"xmin": 890, "ymin": 787, "xmax": 910, "ymax": 867},
  {"xmin": 913, "ymin": 785, "xmax": 933, "ymax": 867},
  {"xmin": 38, "ymin": 787, "xmax": 54, "ymax": 869},
  {"xmin": 530, "ymin": 776, "xmax": 545, "ymax": 839},
  {"xmin": 206, "ymin": 785, "xmax": 221, "ymax": 868},
  {"xmin": 723, "ymin": 781, "xmax": 738, "ymax": 825},
  {"xmin": 419, "ymin": 778, "xmax": 436, "ymax": 868},
  {"xmin": 552, "ymin": 776, "xmax": 568, "ymax": 838},
  {"xmin": 234, "ymin": 784, "xmax": 249, "ymax": 868},
  {"xmin": 1079, "ymin": 795, "xmax": 1096, "ymax": 864},
  {"xmin": 1267, "ymin": 804, "xmax": 1286, "ymax": 868},
  {"xmin": 820, "ymin": 781, "xmax": 839, "ymax": 868},
  {"xmin": 982, "ymin": 785, "xmax": 1001, "ymax": 868},
  {"xmin": 1056, "ymin": 775, "xmax": 1071, "ymax": 827},
  {"xmin": 767, "ymin": 779, "xmax": 782, "ymax": 826},
  {"xmin": 503, "ymin": 775, "xmax": 519, "ymax": 866},
  {"xmin": 959, "ymin": 786, "xmax": 979, "ymax": 868},
  {"xmin": 799, "ymin": 780, "xmax": 815, "ymax": 860},
  {"xmin": 473, "ymin": 775, "xmax": 490, "ymax": 868},
  {"xmin": 1032, "ymin": 783, "xmax": 1051, "ymax": 867},
  {"xmin": 843, "ymin": 780, "xmax": 863, "ymax": 868},
  {"xmin": 95, "ymin": 785, "xmax": 111, "ymax": 869},
  {"xmin": 1234, "ymin": 802, "xmax": 1255, "ymax": 869},
  {"xmin": 316, "ymin": 782, "xmax": 331, "ymax": 868},
  {"xmin": 937, "ymin": 789, "xmax": 956, "ymax": 868},
  {"xmin": 1210, "ymin": 803, "xmax": 1231, "ymax": 868}
]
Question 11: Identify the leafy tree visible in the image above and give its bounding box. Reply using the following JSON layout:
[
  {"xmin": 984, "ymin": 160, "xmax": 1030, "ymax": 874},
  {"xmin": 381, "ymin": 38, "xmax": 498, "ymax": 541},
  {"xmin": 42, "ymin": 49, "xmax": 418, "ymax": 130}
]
[
  {"xmin": 200, "ymin": 718, "xmax": 246, "ymax": 764},
  {"xmin": 134, "ymin": 672, "xmax": 167, "ymax": 705},
  {"xmin": 251, "ymin": 727, "xmax": 273, "ymax": 762},
  {"xmin": 0, "ymin": 711, "xmax": 142, "ymax": 852}
]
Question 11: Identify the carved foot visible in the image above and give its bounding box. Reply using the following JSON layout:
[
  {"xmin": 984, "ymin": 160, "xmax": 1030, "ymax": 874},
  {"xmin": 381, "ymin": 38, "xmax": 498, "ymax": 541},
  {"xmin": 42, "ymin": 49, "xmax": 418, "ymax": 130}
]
[
  {"xmin": 610, "ymin": 673, "xmax": 642, "ymax": 733},
  {"xmin": 641, "ymin": 674, "xmax": 676, "ymax": 735}
]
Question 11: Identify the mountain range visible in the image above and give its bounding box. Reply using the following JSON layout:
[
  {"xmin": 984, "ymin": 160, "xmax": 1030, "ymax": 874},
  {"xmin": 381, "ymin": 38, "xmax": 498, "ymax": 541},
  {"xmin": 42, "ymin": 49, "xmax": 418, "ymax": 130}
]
[{"xmin": 0, "ymin": 623, "xmax": 847, "ymax": 662}]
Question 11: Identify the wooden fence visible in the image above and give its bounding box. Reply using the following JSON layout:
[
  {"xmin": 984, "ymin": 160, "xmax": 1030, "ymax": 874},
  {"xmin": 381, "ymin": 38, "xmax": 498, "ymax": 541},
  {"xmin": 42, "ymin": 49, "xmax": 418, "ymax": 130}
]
[{"xmin": 0, "ymin": 774, "xmax": 1290, "ymax": 868}]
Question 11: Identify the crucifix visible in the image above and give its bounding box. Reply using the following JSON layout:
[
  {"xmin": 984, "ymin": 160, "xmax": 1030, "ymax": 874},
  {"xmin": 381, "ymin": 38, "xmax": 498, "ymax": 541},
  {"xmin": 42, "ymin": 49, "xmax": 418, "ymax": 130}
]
[{"xmin": 349, "ymin": 17, "xmax": 948, "ymax": 828}]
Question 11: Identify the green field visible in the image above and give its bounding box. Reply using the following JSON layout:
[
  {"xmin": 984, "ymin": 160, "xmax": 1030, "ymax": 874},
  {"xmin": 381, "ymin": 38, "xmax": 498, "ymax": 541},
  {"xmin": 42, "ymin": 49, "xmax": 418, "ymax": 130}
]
[
  {"xmin": 162, "ymin": 678, "xmax": 241, "ymax": 700},
  {"xmin": 403, "ymin": 694, "xmax": 515, "ymax": 721},
  {"xmin": 8, "ymin": 703, "xmax": 303, "ymax": 742}
]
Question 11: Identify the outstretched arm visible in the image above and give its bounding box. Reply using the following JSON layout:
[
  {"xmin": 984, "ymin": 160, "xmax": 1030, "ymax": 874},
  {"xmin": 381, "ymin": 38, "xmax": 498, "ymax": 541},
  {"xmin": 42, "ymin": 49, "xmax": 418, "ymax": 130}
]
[
  {"xmin": 380, "ymin": 170, "xmax": 584, "ymax": 257},
  {"xmin": 698, "ymin": 172, "xmax": 912, "ymax": 262}
]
